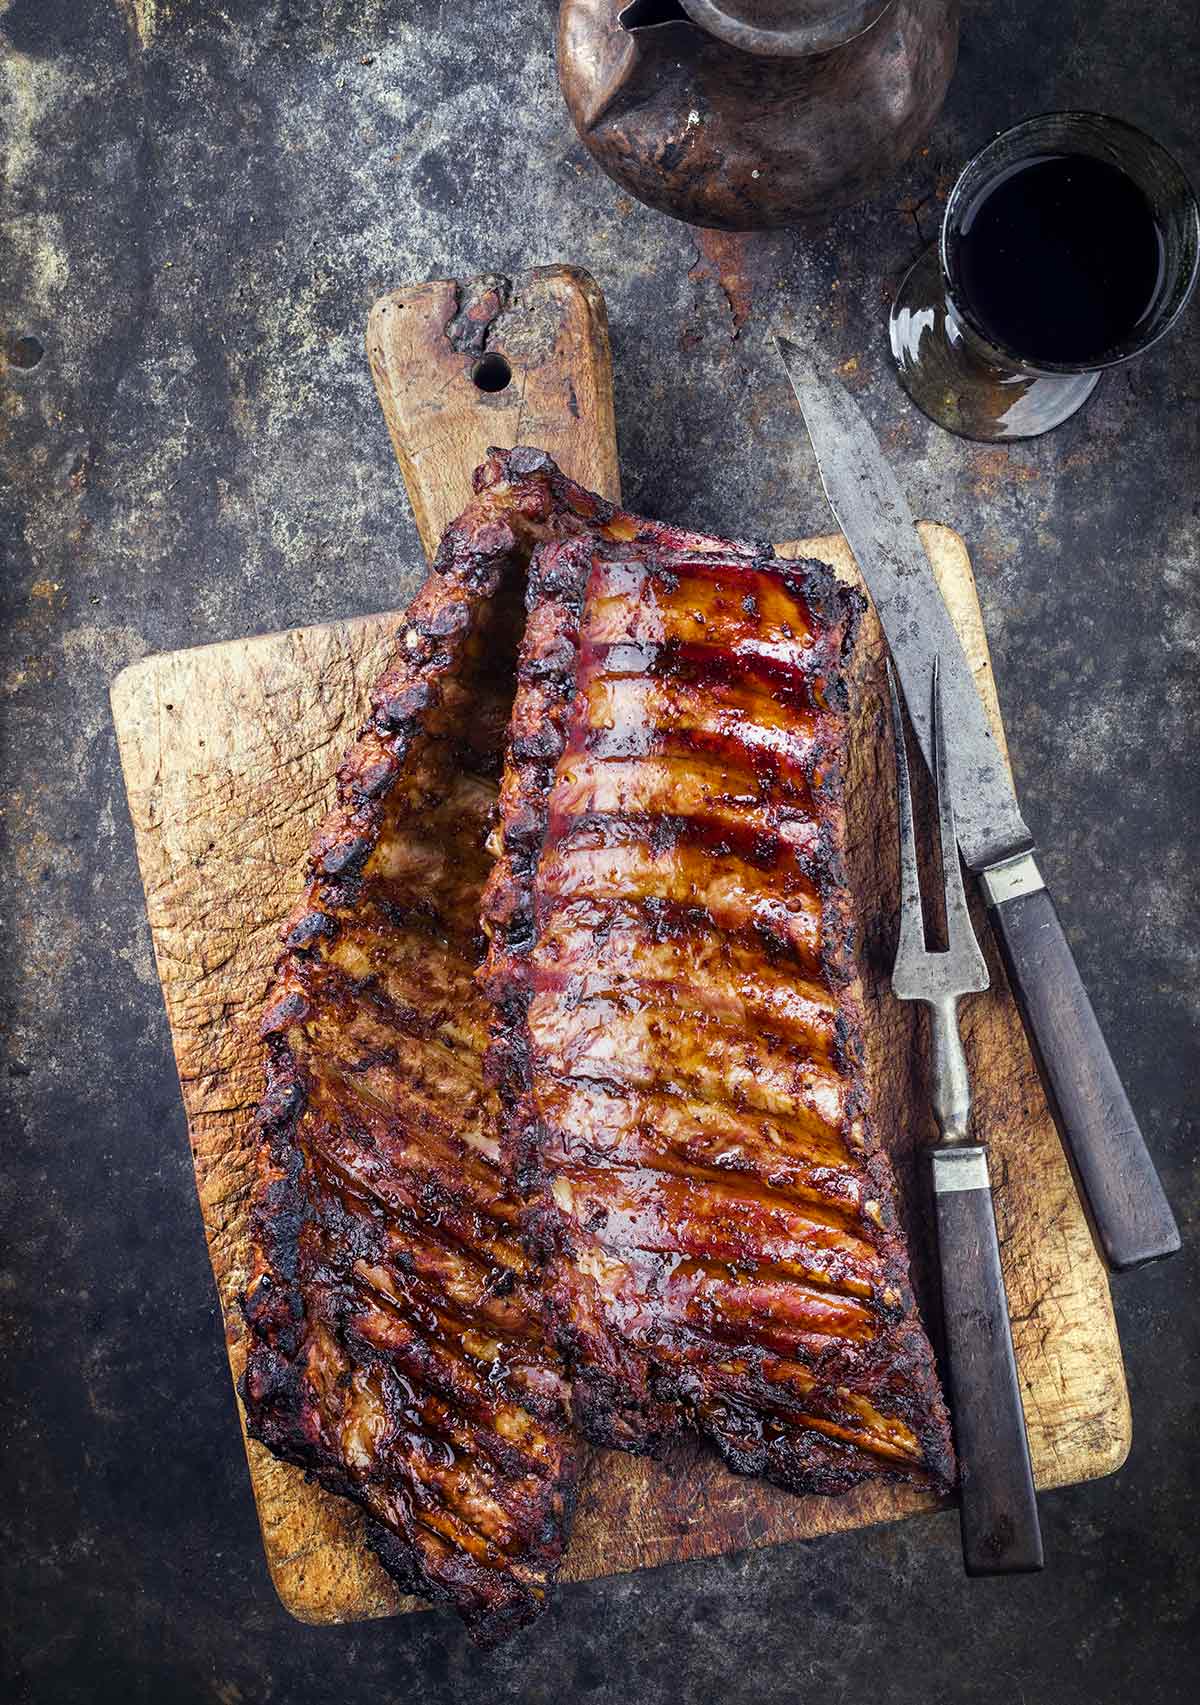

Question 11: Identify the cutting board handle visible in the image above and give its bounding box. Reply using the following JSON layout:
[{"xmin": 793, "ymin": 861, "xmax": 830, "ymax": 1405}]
[{"xmin": 366, "ymin": 265, "xmax": 621, "ymax": 558}]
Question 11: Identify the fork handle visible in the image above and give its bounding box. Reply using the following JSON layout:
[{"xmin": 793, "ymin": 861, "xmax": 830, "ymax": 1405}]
[
  {"xmin": 932, "ymin": 1146, "xmax": 1044, "ymax": 1577},
  {"xmin": 987, "ymin": 880, "xmax": 1180, "ymax": 1270}
]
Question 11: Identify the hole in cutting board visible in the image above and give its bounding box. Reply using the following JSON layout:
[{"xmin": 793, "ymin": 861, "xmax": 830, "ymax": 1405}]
[{"xmin": 472, "ymin": 352, "xmax": 512, "ymax": 393}]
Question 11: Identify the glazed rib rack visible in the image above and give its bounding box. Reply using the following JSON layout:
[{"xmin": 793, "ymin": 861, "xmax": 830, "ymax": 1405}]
[
  {"xmin": 240, "ymin": 453, "xmax": 592, "ymax": 1645},
  {"xmin": 481, "ymin": 476, "xmax": 955, "ymax": 1495}
]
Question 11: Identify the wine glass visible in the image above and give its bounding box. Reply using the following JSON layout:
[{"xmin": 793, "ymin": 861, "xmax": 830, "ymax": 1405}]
[{"xmin": 889, "ymin": 112, "xmax": 1200, "ymax": 441}]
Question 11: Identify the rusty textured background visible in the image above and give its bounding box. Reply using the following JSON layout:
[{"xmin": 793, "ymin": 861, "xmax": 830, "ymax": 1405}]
[{"xmin": 2, "ymin": 2, "xmax": 1197, "ymax": 1701}]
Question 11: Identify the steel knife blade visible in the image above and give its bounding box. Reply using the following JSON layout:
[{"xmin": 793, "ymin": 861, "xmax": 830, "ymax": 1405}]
[
  {"xmin": 776, "ymin": 336, "xmax": 1180, "ymax": 1270},
  {"xmin": 776, "ymin": 337, "xmax": 1031, "ymax": 875}
]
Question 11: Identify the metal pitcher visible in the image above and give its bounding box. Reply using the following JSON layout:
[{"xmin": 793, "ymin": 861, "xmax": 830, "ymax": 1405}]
[{"xmin": 558, "ymin": 1, "xmax": 960, "ymax": 229}]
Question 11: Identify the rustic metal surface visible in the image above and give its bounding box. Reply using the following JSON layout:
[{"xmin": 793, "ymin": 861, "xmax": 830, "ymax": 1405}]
[{"xmin": 1, "ymin": 2, "xmax": 1197, "ymax": 1702}]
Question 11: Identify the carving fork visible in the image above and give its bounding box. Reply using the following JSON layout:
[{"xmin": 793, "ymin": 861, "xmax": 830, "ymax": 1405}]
[{"xmin": 888, "ymin": 659, "xmax": 1044, "ymax": 1575}]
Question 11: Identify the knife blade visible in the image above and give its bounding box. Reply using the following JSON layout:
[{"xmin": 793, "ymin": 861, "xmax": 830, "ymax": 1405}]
[{"xmin": 777, "ymin": 337, "xmax": 1180, "ymax": 1271}]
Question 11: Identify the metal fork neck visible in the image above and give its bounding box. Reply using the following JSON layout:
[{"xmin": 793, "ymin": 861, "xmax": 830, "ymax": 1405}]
[{"xmin": 927, "ymin": 993, "xmax": 973, "ymax": 1145}]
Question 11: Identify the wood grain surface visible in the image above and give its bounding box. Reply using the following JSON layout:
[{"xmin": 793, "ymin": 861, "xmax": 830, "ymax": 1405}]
[{"xmin": 110, "ymin": 267, "xmax": 1129, "ymax": 1627}]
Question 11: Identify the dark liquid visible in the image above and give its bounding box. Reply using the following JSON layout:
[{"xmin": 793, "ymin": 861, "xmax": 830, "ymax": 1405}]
[{"xmin": 956, "ymin": 154, "xmax": 1165, "ymax": 366}]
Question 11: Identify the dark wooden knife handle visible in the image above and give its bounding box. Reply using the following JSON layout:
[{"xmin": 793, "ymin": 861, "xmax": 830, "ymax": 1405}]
[
  {"xmin": 932, "ymin": 1147, "xmax": 1043, "ymax": 1577},
  {"xmin": 989, "ymin": 884, "xmax": 1180, "ymax": 1270}
]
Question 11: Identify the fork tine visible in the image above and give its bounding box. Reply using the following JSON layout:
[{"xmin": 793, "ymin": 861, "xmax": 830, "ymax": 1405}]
[
  {"xmin": 887, "ymin": 661, "xmax": 928, "ymax": 977},
  {"xmin": 931, "ymin": 658, "xmax": 990, "ymax": 991}
]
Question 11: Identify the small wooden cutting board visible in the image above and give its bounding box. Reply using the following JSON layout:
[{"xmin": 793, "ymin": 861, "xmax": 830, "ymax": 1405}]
[{"xmin": 111, "ymin": 267, "xmax": 1129, "ymax": 1627}]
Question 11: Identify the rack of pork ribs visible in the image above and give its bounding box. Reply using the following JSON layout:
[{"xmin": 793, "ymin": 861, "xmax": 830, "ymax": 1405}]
[{"xmin": 240, "ymin": 448, "xmax": 954, "ymax": 1647}]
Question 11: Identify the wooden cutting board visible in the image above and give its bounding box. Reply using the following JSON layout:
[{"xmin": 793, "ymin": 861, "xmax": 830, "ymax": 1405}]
[{"xmin": 111, "ymin": 267, "xmax": 1129, "ymax": 1627}]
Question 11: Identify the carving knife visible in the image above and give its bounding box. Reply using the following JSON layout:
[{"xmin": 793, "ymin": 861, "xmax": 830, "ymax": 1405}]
[{"xmin": 777, "ymin": 338, "xmax": 1180, "ymax": 1271}]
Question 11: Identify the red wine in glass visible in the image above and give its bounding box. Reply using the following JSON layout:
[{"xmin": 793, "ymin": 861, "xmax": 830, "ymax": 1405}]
[{"xmin": 957, "ymin": 155, "xmax": 1165, "ymax": 367}]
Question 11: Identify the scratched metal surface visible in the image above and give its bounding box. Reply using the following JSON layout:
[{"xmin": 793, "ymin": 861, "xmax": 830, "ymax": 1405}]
[{"xmin": 2, "ymin": 2, "xmax": 1197, "ymax": 1702}]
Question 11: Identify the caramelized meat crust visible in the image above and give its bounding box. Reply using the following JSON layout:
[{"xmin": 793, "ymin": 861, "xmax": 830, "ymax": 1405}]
[
  {"xmin": 480, "ymin": 511, "xmax": 955, "ymax": 1495},
  {"xmin": 243, "ymin": 446, "xmax": 953, "ymax": 1646},
  {"xmin": 240, "ymin": 450, "xmax": 623, "ymax": 1644}
]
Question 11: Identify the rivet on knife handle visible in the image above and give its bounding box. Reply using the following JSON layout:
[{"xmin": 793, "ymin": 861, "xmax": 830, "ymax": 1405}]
[{"xmin": 985, "ymin": 879, "xmax": 1181, "ymax": 1271}]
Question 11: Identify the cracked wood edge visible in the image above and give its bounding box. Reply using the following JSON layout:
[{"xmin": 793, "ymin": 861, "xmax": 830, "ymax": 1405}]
[{"xmin": 109, "ymin": 521, "xmax": 1129, "ymax": 1626}]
